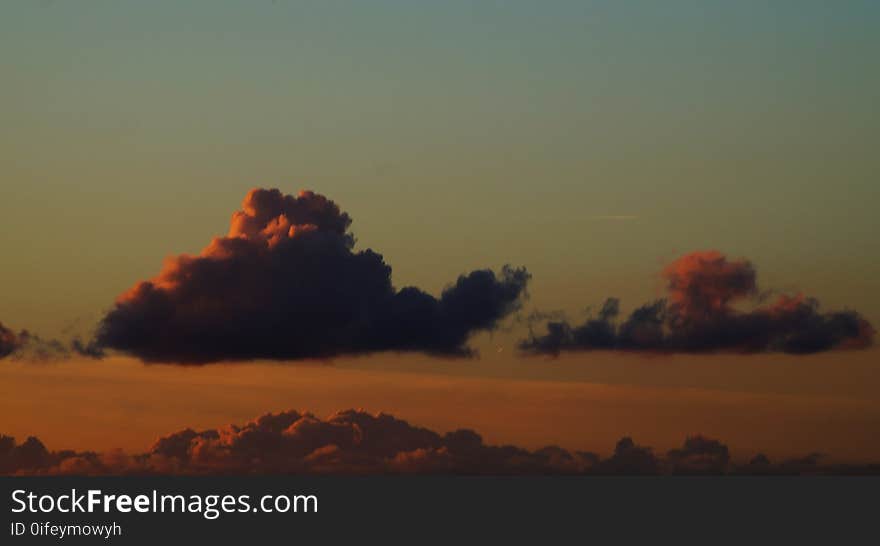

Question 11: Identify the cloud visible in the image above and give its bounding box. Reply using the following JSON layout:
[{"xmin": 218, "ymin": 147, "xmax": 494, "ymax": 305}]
[
  {"xmin": 89, "ymin": 188, "xmax": 530, "ymax": 363},
  {"xmin": 594, "ymin": 437, "xmax": 661, "ymax": 475},
  {"xmin": 667, "ymin": 435, "xmax": 731, "ymax": 474},
  {"xmin": 0, "ymin": 321, "xmax": 74, "ymax": 362},
  {"xmin": 2, "ymin": 409, "xmax": 594, "ymax": 475},
  {"xmin": 4, "ymin": 409, "xmax": 878, "ymax": 475},
  {"xmin": 520, "ymin": 250, "xmax": 874, "ymax": 355},
  {"xmin": 0, "ymin": 435, "xmax": 53, "ymax": 474},
  {"xmin": 0, "ymin": 322, "xmax": 19, "ymax": 358},
  {"xmin": 141, "ymin": 409, "xmax": 599, "ymax": 475}
]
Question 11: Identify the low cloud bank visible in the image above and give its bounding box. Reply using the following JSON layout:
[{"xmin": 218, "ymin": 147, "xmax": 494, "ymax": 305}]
[{"xmin": 3, "ymin": 409, "xmax": 877, "ymax": 475}]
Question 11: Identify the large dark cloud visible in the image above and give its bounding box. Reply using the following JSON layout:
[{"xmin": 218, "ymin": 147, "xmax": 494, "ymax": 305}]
[
  {"xmin": 520, "ymin": 251, "xmax": 874, "ymax": 355},
  {"xmin": 4, "ymin": 409, "xmax": 878, "ymax": 476},
  {"xmin": 90, "ymin": 189, "xmax": 530, "ymax": 363}
]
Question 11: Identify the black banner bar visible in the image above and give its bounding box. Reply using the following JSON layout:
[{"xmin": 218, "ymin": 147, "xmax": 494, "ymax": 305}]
[{"xmin": 2, "ymin": 476, "xmax": 876, "ymax": 544}]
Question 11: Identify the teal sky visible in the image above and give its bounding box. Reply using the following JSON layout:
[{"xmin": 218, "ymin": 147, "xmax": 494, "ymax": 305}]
[{"xmin": 2, "ymin": 0, "xmax": 878, "ymax": 339}]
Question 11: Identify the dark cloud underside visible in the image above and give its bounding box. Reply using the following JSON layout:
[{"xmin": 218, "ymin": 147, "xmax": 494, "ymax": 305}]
[{"xmin": 92, "ymin": 189, "xmax": 529, "ymax": 363}]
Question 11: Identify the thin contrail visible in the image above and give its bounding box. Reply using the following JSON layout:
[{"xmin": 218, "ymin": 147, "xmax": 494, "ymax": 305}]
[{"xmin": 591, "ymin": 215, "xmax": 638, "ymax": 221}]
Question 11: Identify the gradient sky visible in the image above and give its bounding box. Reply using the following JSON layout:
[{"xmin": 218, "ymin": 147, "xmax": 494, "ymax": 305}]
[{"xmin": 1, "ymin": 1, "xmax": 878, "ymax": 460}]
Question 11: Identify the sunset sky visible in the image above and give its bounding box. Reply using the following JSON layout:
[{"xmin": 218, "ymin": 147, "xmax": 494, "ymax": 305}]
[{"xmin": 1, "ymin": 1, "xmax": 878, "ymax": 465}]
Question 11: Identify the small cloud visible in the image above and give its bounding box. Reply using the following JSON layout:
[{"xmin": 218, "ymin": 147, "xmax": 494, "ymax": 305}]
[{"xmin": 0, "ymin": 321, "xmax": 86, "ymax": 363}]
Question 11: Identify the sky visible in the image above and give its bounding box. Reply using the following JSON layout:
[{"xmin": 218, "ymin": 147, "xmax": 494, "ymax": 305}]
[{"xmin": 1, "ymin": 1, "xmax": 879, "ymax": 466}]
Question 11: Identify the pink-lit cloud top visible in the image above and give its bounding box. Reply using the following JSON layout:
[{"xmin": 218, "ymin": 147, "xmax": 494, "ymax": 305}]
[{"xmin": 87, "ymin": 188, "xmax": 529, "ymax": 363}]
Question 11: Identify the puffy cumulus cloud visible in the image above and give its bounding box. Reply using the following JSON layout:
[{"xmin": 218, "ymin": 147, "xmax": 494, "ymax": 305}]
[
  {"xmin": 90, "ymin": 188, "xmax": 530, "ymax": 363},
  {"xmin": 3, "ymin": 412, "xmax": 880, "ymax": 476},
  {"xmin": 520, "ymin": 251, "xmax": 874, "ymax": 355},
  {"xmin": 594, "ymin": 437, "xmax": 661, "ymax": 475},
  {"xmin": 0, "ymin": 435, "xmax": 53, "ymax": 473},
  {"xmin": 664, "ymin": 251, "xmax": 757, "ymax": 320},
  {"xmin": 141, "ymin": 409, "xmax": 598, "ymax": 475}
]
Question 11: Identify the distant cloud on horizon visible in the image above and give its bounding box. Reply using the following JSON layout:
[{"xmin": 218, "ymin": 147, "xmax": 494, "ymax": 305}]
[{"xmin": 2, "ymin": 408, "xmax": 876, "ymax": 476}]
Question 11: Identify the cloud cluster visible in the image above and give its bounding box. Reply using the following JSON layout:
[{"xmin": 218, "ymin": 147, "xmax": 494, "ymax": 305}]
[
  {"xmin": 91, "ymin": 189, "xmax": 530, "ymax": 363},
  {"xmin": 520, "ymin": 251, "xmax": 874, "ymax": 355},
  {"xmin": 0, "ymin": 435, "xmax": 54, "ymax": 474},
  {"xmin": 141, "ymin": 409, "xmax": 589, "ymax": 475},
  {"xmin": 2, "ymin": 409, "xmax": 598, "ymax": 476},
  {"xmin": 3, "ymin": 409, "xmax": 878, "ymax": 476}
]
